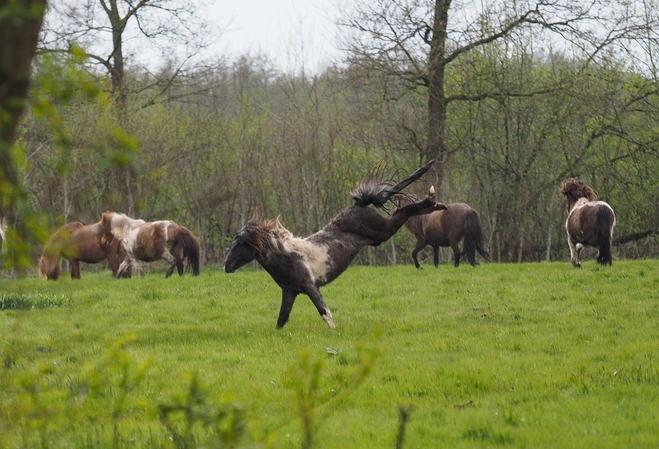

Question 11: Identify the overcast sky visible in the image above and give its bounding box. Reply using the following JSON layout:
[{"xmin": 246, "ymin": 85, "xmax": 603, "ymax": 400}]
[{"xmin": 208, "ymin": 0, "xmax": 342, "ymax": 71}]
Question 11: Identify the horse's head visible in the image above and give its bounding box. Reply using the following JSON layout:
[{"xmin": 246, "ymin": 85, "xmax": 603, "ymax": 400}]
[
  {"xmin": 560, "ymin": 178, "xmax": 598, "ymax": 212},
  {"xmin": 101, "ymin": 211, "xmax": 116, "ymax": 234},
  {"xmin": 223, "ymin": 214, "xmax": 272, "ymax": 273}
]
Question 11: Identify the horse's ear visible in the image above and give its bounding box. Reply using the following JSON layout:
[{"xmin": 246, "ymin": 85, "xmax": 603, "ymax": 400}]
[{"xmin": 251, "ymin": 208, "xmax": 260, "ymax": 221}]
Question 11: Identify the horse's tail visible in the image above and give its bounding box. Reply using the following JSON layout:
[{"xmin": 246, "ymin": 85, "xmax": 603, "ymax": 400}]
[
  {"xmin": 351, "ymin": 159, "xmax": 435, "ymax": 208},
  {"xmin": 596, "ymin": 206, "xmax": 614, "ymax": 266},
  {"xmin": 38, "ymin": 250, "xmax": 61, "ymax": 280},
  {"xmin": 176, "ymin": 227, "xmax": 200, "ymax": 275},
  {"xmin": 462, "ymin": 209, "xmax": 490, "ymax": 266}
]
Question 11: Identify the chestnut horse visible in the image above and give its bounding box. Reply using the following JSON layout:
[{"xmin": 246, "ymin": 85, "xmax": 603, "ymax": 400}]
[
  {"xmin": 400, "ymin": 198, "xmax": 490, "ymax": 268},
  {"xmin": 101, "ymin": 212, "xmax": 201, "ymax": 278},
  {"xmin": 560, "ymin": 178, "xmax": 616, "ymax": 267},
  {"xmin": 37, "ymin": 220, "xmax": 129, "ymax": 280},
  {"xmin": 224, "ymin": 159, "xmax": 446, "ymax": 329}
]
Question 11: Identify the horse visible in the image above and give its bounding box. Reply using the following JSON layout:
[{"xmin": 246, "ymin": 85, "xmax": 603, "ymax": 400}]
[
  {"xmin": 399, "ymin": 197, "xmax": 490, "ymax": 268},
  {"xmin": 223, "ymin": 159, "xmax": 446, "ymax": 329},
  {"xmin": 101, "ymin": 212, "xmax": 201, "ymax": 278},
  {"xmin": 560, "ymin": 178, "xmax": 616, "ymax": 267},
  {"xmin": 37, "ymin": 220, "xmax": 130, "ymax": 280}
]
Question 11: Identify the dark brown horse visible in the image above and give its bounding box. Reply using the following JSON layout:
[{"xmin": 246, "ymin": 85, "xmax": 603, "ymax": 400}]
[
  {"xmin": 400, "ymin": 198, "xmax": 490, "ymax": 268},
  {"xmin": 101, "ymin": 212, "xmax": 201, "ymax": 278},
  {"xmin": 223, "ymin": 160, "xmax": 446, "ymax": 329},
  {"xmin": 560, "ymin": 178, "xmax": 616, "ymax": 267},
  {"xmin": 38, "ymin": 220, "xmax": 129, "ymax": 280}
]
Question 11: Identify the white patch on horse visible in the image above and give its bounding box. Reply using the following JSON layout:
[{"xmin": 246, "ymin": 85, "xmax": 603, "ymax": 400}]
[
  {"xmin": 268, "ymin": 220, "xmax": 330, "ymax": 283},
  {"xmin": 110, "ymin": 213, "xmax": 145, "ymax": 240},
  {"xmin": 287, "ymin": 237, "xmax": 330, "ymax": 283}
]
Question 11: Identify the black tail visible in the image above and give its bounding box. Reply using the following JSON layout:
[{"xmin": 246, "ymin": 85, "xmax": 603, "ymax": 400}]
[
  {"xmin": 462, "ymin": 209, "xmax": 490, "ymax": 266},
  {"xmin": 351, "ymin": 159, "xmax": 435, "ymax": 208},
  {"xmin": 595, "ymin": 207, "xmax": 613, "ymax": 266},
  {"xmin": 176, "ymin": 227, "xmax": 201, "ymax": 275}
]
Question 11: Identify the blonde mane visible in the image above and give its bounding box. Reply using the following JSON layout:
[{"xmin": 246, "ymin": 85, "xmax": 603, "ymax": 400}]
[{"xmin": 108, "ymin": 213, "xmax": 146, "ymax": 240}]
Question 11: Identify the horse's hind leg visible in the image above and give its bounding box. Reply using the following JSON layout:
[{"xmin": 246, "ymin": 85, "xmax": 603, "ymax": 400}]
[
  {"xmin": 451, "ymin": 241, "xmax": 461, "ymax": 267},
  {"xmin": 432, "ymin": 246, "xmax": 440, "ymax": 268},
  {"xmin": 567, "ymin": 235, "xmax": 581, "ymax": 268},
  {"xmin": 70, "ymin": 259, "xmax": 81, "ymax": 279},
  {"xmin": 277, "ymin": 290, "xmax": 298, "ymax": 329},
  {"xmin": 305, "ymin": 285, "xmax": 335, "ymax": 329},
  {"xmin": 161, "ymin": 250, "xmax": 178, "ymax": 278}
]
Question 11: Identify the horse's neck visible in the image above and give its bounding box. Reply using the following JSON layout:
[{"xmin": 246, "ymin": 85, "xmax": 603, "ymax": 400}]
[{"xmin": 569, "ymin": 198, "xmax": 589, "ymax": 214}]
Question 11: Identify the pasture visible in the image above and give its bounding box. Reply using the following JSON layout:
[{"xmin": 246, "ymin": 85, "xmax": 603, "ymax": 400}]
[{"xmin": 1, "ymin": 259, "xmax": 659, "ymax": 448}]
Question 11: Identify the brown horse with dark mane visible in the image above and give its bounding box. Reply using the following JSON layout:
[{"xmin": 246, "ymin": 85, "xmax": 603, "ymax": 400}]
[
  {"xmin": 399, "ymin": 197, "xmax": 490, "ymax": 268},
  {"xmin": 560, "ymin": 178, "xmax": 616, "ymax": 267},
  {"xmin": 223, "ymin": 159, "xmax": 446, "ymax": 329},
  {"xmin": 38, "ymin": 220, "xmax": 129, "ymax": 280}
]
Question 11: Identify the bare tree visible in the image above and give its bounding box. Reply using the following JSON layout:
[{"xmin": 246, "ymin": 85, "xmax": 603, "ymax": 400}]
[
  {"xmin": 339, "ymin": 0, "xmax": 659, "ymax": 191},
  {"xmin": 41, "ymin": 0, "xmax": 219, "ymax": 107}
]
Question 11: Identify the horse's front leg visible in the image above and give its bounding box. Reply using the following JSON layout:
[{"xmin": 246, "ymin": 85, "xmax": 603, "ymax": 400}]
[
  {"xmin": 567, "ymin": 234, "xmax": 581, "ymax": 268},
  {"xmin": 70, "ymin": 259, "xmax": 81, "ymax": 279},
  {"xmin": 411, "ymin": 239, "xmax": 427, "ymax": 269},
  {"xmin": 117, "ymin": 256, "xmax": 131, "ymax": 277},
  {"xmin": 277, "ymin": 290, "xmax": 298, "ymax": 329},
  {"xmin": 305, "ymin": 284, "xmax": 335, "ymax": 329}
]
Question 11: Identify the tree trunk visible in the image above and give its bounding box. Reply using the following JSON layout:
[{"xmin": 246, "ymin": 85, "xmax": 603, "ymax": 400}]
[
  {"xmin": 108, "ymin": 0, "xmax": 126, "ymax": 106},
  {"xmin": 426, "ymin": 0, "xmax": 451, "ymax": 192}
]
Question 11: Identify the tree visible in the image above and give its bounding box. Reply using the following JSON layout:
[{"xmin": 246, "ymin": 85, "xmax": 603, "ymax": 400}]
[
  {"xmin": 41, "ymin": 0, "xmax": 218, "ymax": 107},
  {"xmin": 0, "ymin": 0, "xmax": 48, "ymax": 268},
  {"xmin": 339, "ymin": 0, "xmax": 659, "ymax": 192}
]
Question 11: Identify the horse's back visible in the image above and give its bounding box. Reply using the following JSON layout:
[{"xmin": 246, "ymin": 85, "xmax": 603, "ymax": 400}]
[
  {"xmin": 423, "ymin": 203, "xmax": 473, "ymax": 244},
  {"xmin": 568, "ymin": 201, "xmax": 615, "ymax": 246}
]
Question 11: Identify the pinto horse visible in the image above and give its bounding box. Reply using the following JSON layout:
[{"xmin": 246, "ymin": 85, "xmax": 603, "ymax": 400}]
[
  {"xmin": 400, "ymin": 198, "xmax": 490, "ymax": 268},
  {"xmin": 223, "ymin": 159, "xmax": 446, "ymax": 329},
  {"xmin": 560, "ymin": 178, "xmax": 616, "ymax": 267},
  {"xmin": 101, "ymin": 212, "xmax": 201, "ymax": 277},
  {"xmin": 37, "ymin": 220, "xmax": 129, "ymax": 280}
]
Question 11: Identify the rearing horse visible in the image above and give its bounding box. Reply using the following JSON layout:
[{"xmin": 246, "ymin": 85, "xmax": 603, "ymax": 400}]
[
  {"xmin": 560, "ymin": 178, "xmax": 616, "ymax": 267},
  {"xmin": 224, "ymin": 160, "xmax": 446, "ymax": 329}
]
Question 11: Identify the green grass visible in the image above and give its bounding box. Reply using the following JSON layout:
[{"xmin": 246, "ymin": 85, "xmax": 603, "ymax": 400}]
[{"xmin": 1, "ymin": 259, "xmax": 659, "ymax": 448}]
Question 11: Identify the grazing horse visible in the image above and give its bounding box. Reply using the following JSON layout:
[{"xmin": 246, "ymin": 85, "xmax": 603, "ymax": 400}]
[
  {"xmin": 101, "ymin": 212, "xmax": 201, "ymax": 278},
  {"xmin": 560, "ymin": 178, "xmax": 616, "ymax": 267},
  {"xmin": 37, "ymin": 220, "xmax": 129, "ymax": 280},
  {"xmin": 400, "ymin": 198, "xmax": 490, "ymax": 268},
  {"xmin": 223, "ymin": 159, "xmax": 446, "ymax": 329}
]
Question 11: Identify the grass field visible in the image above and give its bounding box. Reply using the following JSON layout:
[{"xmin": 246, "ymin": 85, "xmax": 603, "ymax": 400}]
[{"xmin": 1, "ymin": 259, "xmax": 659, "ymax": 448}]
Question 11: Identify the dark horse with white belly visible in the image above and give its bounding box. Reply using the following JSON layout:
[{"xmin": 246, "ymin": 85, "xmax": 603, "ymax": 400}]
[
  {"xmin": 560, "ymin": 178, "xmax": 616, "ymax": 267},
  {"xmin": 399, "ymin": 198, "xmax": 490, "ymax": 268},
  {"xmin": 224, "ymin": 160, "xmax": 446, "ymax": 329}
]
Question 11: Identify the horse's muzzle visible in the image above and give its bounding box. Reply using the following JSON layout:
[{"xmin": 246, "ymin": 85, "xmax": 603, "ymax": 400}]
[{"xmin": 436, "ymin": 202, "xmax": 448, "ymax": 211}]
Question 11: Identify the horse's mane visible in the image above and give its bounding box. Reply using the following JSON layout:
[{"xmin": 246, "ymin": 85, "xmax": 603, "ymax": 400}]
[
  {"xmin": 350, "ymin": 159, "xmax": 435, "ymax": 210},
  {"xmin": 560, "ymin": 178, "xmax": 599, "ymax": 202},
  {"xmin": 240, "ymin": 216, "xmax": 292, "ymax": 253},
  {"xmin": 105, "ymin": 212, "xmax": 146, "ymax": 240}
]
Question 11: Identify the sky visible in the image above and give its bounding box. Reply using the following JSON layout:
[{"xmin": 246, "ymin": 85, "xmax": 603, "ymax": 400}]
[{"xmin": 208, "ymin": 0, "xmax": 342, "ymax": 72}]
